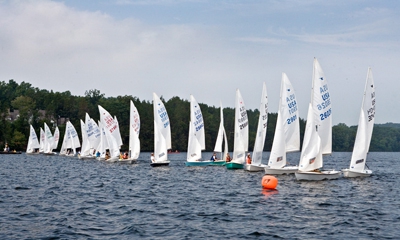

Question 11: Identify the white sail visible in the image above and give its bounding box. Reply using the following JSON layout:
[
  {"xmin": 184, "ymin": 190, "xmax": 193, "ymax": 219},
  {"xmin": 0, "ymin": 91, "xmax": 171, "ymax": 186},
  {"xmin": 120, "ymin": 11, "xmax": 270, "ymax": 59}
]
[
  {"xmin": 312, "ymin": 58, "xmax": 332, "ymax": 154},
  {"xmin": 190, "ymin": 95, "xmax": 205, "ymax": 150},
  {"xmin": 232, "ymin": 89, "xmax": 248, "ymax": 164},
  {"xmin": 129, "ymin": 100, "xmax": 141, "ymax": 159},
  {"xmin": 251, "ymin": 82, "xmax": 268, "ymax": 165},
  {"xmin": 349, "ymin": 68, "xmax": 375, "ymax": 172},
  {"xmin": 98, "ymin": 105, "xmax": 122, "ymax": 159},
  {"xmin": 269, "ymin": 73, "xmax": 300, "ymax": 168},
  {"xmin": 113, "ymin": 115, "xmax": 123, "ymax": 147},
  {"xmin": 98, "ymin": 105, "xmax": 123, "ymax": 149},
  {"xmin": 26, "ymin": 125, "xmax": 40, "ymax": 153},
  {"xmin": 60, "ymin": 121, "xmax": 81, "ymax": 155},
  {"xmin": 44, "ymin": 123, "xmax": 54, "ymax": 153},
  {"xmin": 213, "ymin": 102, "xmax": 228, "ymax": 159},
  {"xmin": 52, "ymin": 127, "xmax": 60, "ymax": 150},
  {"xmin": 85, "ymin": 113, "xmax": 101, "ymax": 150},
  {"xmin": 187, "ymin": 95, "xmax": 205, "ymax": 162},
  {"xmin": 39, "ymin": 127, "xmax": 45, "ymax": 153},
  {"xmin": 96, "ymin": 120, "xmax": 109, "ymax": 159},
  {"xmin": 153, "ymin": 93, "xmax": 171, "ymax": 162},
  {"xmin": 187, "ymin": 120, "xmax": 202, "ymax": 162},
  {"xmin": 80, "ymin": 119, "xmax": 91, "ymax": 156},
  {"xmin": 298, "ymin": 104, "xmax": 323, "ymax": 172},
  {"xmin": 59, "ymin": 125, "xmax": 69, "ymax": 155},
  {"xmin": 298, "ymin": 58, "xmax": 331, "ymax": 172}
]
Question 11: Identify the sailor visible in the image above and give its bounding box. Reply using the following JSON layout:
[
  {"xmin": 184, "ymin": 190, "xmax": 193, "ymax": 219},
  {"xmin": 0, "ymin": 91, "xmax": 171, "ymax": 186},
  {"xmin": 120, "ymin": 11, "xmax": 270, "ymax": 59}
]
[{"xmin": 246, "ymin": 153, "xmax": 252, "ymax": 164}]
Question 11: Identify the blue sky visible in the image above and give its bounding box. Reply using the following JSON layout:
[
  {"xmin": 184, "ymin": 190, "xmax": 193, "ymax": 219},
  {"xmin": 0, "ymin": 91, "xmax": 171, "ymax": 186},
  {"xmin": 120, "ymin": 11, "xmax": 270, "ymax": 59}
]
[{"xmin": 0, "ymin": 0, "xmax": 399, "ymax": 125}]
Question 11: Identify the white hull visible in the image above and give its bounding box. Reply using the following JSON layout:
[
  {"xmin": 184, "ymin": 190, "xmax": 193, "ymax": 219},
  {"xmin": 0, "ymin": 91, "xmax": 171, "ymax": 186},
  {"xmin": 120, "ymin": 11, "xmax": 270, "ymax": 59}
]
[
  {"xmin": 151, "ymin": 160, "xmax": 170, "ymax": 167},
  {"xmin": 79, "ymin": 155, "xmax": 95, "ymax": 160},
  {"xmin": 342, "ymin": 169, "xmax": 372, "ymax": 178},
  {"xmin": 42, "ymin": 152, "xmax": 56, "ymax": 155},
  {"xmin": 264, "ymin": 166, "xmax": 298, "ymax": 175},
  {"xmin": 26, "ymin": 152, "xmax": 40, "ymax": 155},
  {"xmin": 295, "ymin": 170, "xmax": 342, "ymax": 181},
  {"xmin": 244, "ymin": 164, "xmax": 268, "ymax": 172},
  {"xmin": 119, "ymin": 158, "xmax": 137, "ymax": 164},
  {"xmin": 106, "ymin": 157, "xmax": 119, "ymax": 163}
]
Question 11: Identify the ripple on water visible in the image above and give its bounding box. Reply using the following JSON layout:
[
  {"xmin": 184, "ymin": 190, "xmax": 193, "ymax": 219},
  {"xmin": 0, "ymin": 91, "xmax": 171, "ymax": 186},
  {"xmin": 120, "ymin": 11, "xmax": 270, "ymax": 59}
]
[{"xmin": 0, "ymin": 152, "xmax": 399, "ymax": 239}]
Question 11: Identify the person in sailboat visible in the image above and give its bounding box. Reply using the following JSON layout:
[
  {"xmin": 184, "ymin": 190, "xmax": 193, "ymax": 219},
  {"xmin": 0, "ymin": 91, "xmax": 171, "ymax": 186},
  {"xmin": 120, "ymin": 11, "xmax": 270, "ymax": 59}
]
[
  {"xmin": 246, "ymin": 153, "xmax": 252, "ymax": 164},
  {"xmin": 4, "ymin": 143, "xmax": 9, "ymax": 152},
  {"xmin": 226, "ymin": 153, "xmax": 231, "ymax": 162},
  {"xmin": 122, "ymin": 151, "xmax": 129, "ymax": 159},
  {"xmin": 96, "ymin": 151, "xmax": 101, "ymax": 158},
  {"xmin": 210, "ymin": 153, "xmax": 218, "ymax": 162},
  {"xmin": 150, "ymin": 153, "xmax": 155, "ymax": 163}
]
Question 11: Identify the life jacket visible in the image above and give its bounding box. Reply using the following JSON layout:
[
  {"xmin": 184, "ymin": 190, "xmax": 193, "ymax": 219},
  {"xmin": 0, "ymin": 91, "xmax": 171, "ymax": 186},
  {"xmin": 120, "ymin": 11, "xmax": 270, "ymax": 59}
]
[{"xmin": 246, "ymin": 156, "xmax": 251, "ymax": 164}]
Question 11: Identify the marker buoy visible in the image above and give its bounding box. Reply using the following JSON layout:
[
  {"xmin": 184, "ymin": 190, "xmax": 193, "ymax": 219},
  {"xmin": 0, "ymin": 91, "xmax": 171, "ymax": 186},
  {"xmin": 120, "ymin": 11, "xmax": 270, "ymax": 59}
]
[{"xmin": 261, "ymin": 175, "xmax": 278, "ymax": 189}]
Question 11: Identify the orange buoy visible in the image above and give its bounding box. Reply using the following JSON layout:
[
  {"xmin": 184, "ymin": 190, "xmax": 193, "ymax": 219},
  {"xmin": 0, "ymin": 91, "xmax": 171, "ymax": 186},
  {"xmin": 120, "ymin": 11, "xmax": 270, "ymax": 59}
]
[{"xmin": 261, "ymin": 175, "xmax": 278, "ymax": 189}]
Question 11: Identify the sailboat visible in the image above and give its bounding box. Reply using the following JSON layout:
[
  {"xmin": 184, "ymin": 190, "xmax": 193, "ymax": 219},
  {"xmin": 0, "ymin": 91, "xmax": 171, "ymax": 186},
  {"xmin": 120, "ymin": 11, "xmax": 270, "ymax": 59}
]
[
  {"xmin": 265, "ymin": 73, "xmax": 300, "ymax": 174},
  {"xmin": 78, "ymin": 119, "xmax": 94, "ymax": 159},
  {"xmin": 39, "ymin": 127, "xmax": 45, "ymax": 153},
  {"xmin": 226, "ymin": 89, "xmax": 248, "ymax": 169},
  {"xmin": 98, "ymin": 105, "xmax": 122, "ymax": 162},
  {"xmin": 210, "ymin": 101, "xmax": 229, "ymax": 166},
  {"xmin": 96, "ymin": 120, "xmax": 109, "ymax": 161},
  {"xmin": 85, "ymin": 114, "xmax": 101, "ymax": 154},
  {"xmin": 119, "ymin": 100, "xmax": 141, "ymax": 164},
  {"xmin": 245, "ymin": 82, "xmax": 268, "ymax": 172},
  {"xmin": 151, "ymin": 92, "xmax": 171, "ymax": 167},
  {"xmin": 343, "ymin": 68, "xmax": 375, "ymax": 177},
  {"xmin": 26, "ymin": 125, "xmax": 40, "ymax": 154},
  {"xmin": 52, "ymin": 126, "xmax": 60, "ymax": 152},
  {"xmin": 43, "ymin": 123, "xmax": 56, "ymax": 155},
  {"xmin": 59, "ymin": 121, "xmax": 81, "ymax": 157},
  {"xmin": 295, "ymin": 58, "xmax": 341, "ymax": 180},
  {"xmin": 186, "ymin": 95, "xmax": 209, "ymax": 166}
]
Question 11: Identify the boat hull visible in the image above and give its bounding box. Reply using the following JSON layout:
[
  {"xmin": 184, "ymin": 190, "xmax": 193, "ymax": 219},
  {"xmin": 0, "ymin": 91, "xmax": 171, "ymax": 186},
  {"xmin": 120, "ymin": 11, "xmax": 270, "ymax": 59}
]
[
  {"xmin": 0, "ymin": 151, "xmax": 22, "ymax": 154},
  {"xmin": 119, "ymin": 158, "xmax": 137, "ymax": 164},
  {"xmin": 26, "ymin": 152, "xmax": 40, "ymax": 155},
  {"xmin": 209, "ymin": 160, "xmax": 226, "ymax": 166},
  {"xmin": 244, "ymin": 164, "xmax": 268, "ymax": 172},
  {"xmin": 105, "ymin": 157, "xmax": 119, "ymax": 163},
  {"xmin": 264, "ymin": 166, "xmax": 299, "ymax": 175},
  {"xmin": 79, "ymin": 155, "xmax": 95, "ymax": 160},
  {"xmin": 151, "ymin": 161, "xmax": 170, "ymax": 167},
  {"xmin": 225, "ymin": 162, "xmax": 244, "ymax": 169},
  {"xmin": 342, "ymin": 169, "xmax": 372, "ymax": 178},
  {"xmin": 295, "ymin": 170, "xmax": 342, "ymax": 181},
  {"xmin": 185, "ymin": 161, "xmax": 212, "ymax": 167}
]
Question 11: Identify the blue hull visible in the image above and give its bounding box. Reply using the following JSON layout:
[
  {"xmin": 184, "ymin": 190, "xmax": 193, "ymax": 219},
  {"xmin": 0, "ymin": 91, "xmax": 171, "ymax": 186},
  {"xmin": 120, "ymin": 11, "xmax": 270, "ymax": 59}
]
[
  {"xmin": 185, "ymin": 161, "xmax": 212, "ymax": 167},
  {"xmin": 225, "ymin": 162, "xmax": 244, "ymax": 169}
]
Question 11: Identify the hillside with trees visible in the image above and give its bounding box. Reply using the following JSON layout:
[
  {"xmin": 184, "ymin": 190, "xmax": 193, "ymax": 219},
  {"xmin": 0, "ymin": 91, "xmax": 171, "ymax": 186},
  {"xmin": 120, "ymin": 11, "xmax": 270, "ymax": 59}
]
[{"xmin": 1, "ymin": 79, "xmax": 399, "ymax": 152}]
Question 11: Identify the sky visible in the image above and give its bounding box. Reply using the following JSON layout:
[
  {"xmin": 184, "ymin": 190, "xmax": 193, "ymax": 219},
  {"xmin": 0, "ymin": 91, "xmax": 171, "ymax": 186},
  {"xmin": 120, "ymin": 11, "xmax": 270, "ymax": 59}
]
[{"xmin": 0, "ymin": 0, "xmax": 399, "ymax": 125}]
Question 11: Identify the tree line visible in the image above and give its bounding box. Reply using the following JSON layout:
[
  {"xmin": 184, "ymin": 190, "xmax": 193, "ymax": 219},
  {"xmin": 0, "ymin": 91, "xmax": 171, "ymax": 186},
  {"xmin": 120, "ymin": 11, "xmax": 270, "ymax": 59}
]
[{"xmin": 1, "ymin": 79, "xmax": 399, "ymax": 152}]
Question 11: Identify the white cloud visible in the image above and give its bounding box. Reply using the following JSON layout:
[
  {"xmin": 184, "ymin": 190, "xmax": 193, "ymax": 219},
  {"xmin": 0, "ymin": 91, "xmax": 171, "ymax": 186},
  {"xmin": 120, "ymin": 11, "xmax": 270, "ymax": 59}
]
[{"xmin": 0, "ymin": 0, "xmax": 399, "ymax": 125}]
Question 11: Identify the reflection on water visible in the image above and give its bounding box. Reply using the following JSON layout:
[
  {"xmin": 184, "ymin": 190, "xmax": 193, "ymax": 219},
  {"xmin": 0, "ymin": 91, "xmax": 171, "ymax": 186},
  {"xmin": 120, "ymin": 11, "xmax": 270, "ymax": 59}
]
[{"xmin": 0, "ymin": 152, "xmax": 398, "ymax": 239}]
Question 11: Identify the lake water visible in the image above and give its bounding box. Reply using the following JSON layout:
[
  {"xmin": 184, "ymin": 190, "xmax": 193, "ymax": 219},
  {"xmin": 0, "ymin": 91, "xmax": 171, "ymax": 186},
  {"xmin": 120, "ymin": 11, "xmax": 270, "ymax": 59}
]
[{"xmin": 0, "ymin": 152, "xmax": 399, "ymax": 239}]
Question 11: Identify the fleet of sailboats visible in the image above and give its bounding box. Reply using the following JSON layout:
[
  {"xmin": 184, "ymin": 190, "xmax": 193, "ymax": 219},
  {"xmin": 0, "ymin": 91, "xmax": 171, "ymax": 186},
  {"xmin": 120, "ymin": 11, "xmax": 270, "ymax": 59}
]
[{"xmin": 22, "ymin": 60, "xmax": 377, "ymax": 181}]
